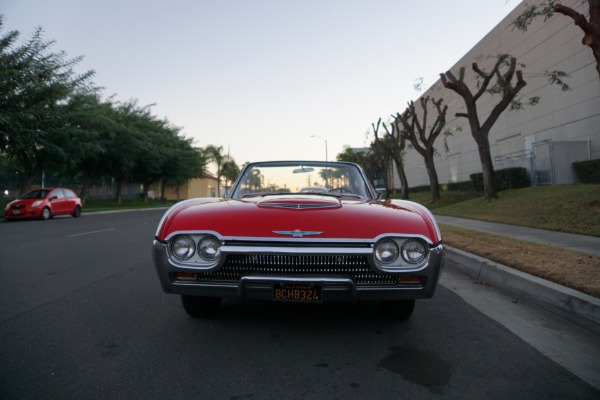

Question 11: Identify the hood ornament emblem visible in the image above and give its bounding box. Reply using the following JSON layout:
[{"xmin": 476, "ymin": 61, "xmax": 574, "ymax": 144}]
[{"xmin": 273, "ymin": 229, "xmax": 323, "ymax": 238}]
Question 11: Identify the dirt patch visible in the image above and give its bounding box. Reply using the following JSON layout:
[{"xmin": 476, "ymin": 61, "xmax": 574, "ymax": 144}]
[{"xmin": 441, "ymin": 226, "xmax": 600, "ymax": 298}]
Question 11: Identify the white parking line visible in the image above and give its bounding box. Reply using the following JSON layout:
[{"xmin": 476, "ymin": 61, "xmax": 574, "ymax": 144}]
[{"xmin": 67, "ymin": 228, "xmax": 115, "ymax": 237}]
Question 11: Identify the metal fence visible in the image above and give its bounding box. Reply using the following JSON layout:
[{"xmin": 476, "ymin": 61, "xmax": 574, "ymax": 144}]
[
  {"xmin": 493, "ymin": 139, "xmax": 590, "ymax": 186},
  {"xmin": 532, "ymin": 140, "xmax": 591, "ymax": 185}
]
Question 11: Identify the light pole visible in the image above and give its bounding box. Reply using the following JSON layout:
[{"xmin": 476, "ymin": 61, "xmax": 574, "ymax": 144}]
[{"xmin": 310, "ymin": 135, "xmax": 328, "ymax": 162}]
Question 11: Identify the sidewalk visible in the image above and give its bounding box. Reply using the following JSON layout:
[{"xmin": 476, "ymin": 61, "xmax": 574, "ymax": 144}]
[
  {"xmin": 435, "ymin": 215, "xmax": 600, "ymax": 257},
  {"xmin": 435, "ymin": 215, "xmax": 600, "ymax": 335}
]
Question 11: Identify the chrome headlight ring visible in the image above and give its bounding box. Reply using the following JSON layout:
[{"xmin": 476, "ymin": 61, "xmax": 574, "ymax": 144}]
[
  {"xmin": 167, "ymin": 233, "xmax": 222, "ymax": 266},
  {"xmin": 374, "ymin": 239, "xmax": 399, "ymax": 264},
  {"xmin": 170, "ymin": 235, "xmax": 196, "ymax": 261},
  {"xmin": 198, "ymin": 236, "xmax": 221, "ymax": 261},
  {"xmin": 401, "ymin": 239, "xmax": 427, "ymax": 264},
  {"xmin": 373, "ymin": 237, "xmax": 429, "ymax": 269}
]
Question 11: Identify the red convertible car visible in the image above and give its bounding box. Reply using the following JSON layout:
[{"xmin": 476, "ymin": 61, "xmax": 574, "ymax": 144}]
[
  {"xmin": 4, "ymin": 187, "xmax": 82, "ymax": 221},
  {"xmin": 153, "ymin": 161, "xmax": 444, "ymax": 319}
]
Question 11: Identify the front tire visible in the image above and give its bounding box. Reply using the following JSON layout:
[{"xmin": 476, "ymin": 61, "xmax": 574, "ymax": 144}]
[
  {"xmin": 381, "ymin": 299, "xmax": 415, "ymax": 320},
  {"xmin": 181, "ymin": 295, "xmax": 221, "ymax": 318},
  {"xmin": 72, "ymin": 205, "xmax": 81, "ymax": 218},
  {"xmin": 40, "ymin": 207, "xmax": 52, "ymax": 221}
]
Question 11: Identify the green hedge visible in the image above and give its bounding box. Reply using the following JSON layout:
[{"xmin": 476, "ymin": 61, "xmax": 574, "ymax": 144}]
[
  {"xmin": 573, "ymin": 159, "xmax": 600, "ymax": 183},
  {"xmin": 445, "ymin": 180, "xmax": 475, "ymax": 192},
  {"xmin": 470, "ymin": 167, "xmax": 531, "ymax": 192}
]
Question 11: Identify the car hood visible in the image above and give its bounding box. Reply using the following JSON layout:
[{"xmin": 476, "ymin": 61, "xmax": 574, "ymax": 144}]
[{"xmin": 156, "ymin": 195, "xmax": 441, "ymax": 244}]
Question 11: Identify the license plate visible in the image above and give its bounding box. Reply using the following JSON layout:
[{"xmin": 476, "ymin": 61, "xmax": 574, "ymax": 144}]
[
  {"xmin": 12, "ymin": 210, "xmax": 21, "ymax": 215},
  {"xmin": 273, "ymin": 284, "xmax": 322, "ymax": 303}
]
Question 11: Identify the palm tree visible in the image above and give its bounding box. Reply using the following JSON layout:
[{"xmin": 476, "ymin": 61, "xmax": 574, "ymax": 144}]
[{"xmin": 205, "ymin": 145, "xmax": 225, "ymax": 196}]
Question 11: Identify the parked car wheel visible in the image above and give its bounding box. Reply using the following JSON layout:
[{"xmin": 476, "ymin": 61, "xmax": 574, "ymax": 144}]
[
  {"xmin": 72, "ymin": 205, "xmax": 81, "ymax": 218},
  {"xmin": 40, "ymin": 207, "xmax": 52, "ymax": 221},
  {"xmin": 381, "ymin": 299, "xmax": 415, "ymax": 320},
  {"xmin": 181, "ymin": 295, "xmax": 221, "ymax": 318}
]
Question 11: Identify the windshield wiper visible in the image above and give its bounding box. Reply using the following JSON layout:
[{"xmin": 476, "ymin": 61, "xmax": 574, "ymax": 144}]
[
  {"xmin": 323, "ymin": 193, "xmax": 363, "ymax": 200},
  {"xmin": 241, "ymin": 192, "xmax": 364, "ymax": 200}
]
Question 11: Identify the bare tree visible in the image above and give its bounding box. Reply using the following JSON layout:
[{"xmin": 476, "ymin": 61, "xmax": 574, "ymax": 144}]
[
  {"xmin": 369, "ymin": 119, "xmax": 390, "ymax": 194},
  {"xmin": 513, "ymin": 0, "xmax": 600, "ymax": 80},
  {"xmin": 337, "ymin": 146, "xmax": 381, "ymax": 187},
  {"xmin": 395, "ymin": 97, "xmax": 448, "ymax": 202},
  {"xmin": 371, "ymin": 118, "xmax": 410, "ymax": 199},
  {"xmin": 440, "ymin": 55, "xmax": 528, "ymax": 201}
]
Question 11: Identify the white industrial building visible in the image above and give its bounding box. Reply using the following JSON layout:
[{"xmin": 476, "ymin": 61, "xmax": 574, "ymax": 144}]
[{"xmin": 394, "ymin": 0, "xmax": 599, "ymax": 188}]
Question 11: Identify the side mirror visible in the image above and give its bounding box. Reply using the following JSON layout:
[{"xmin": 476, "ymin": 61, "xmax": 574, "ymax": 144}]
[
  {"xmin": 375, "ymin": 188, "xmax": 386, "ymax": 201},
  {"xmin": 49, "ymin": 196, "xmax": 58, "ymax": 201}
]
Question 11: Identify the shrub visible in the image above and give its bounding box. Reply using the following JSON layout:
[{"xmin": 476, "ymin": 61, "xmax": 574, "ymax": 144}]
[
  {"xmin": 573, "ymin": 159, "xmax": 600, "ymax": 183},
  {"xmin": 470, "ymin": 167, "xmax": 531, "ymax": 192},
  {"xmin": 446, "ymin": 180, "xmax": 475, "ymax": 192}
]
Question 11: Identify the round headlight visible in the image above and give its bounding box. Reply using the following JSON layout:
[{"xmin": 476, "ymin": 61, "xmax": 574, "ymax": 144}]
[
  {"xmin": 375, "ymin": 240, "xmax": 399, "ymax": 264},
  {"xmin": 401, "ymin": 239, "xmax": 427, "ymax": 264},
  {"xmin": 171, "ymin": 235, "xmax": 196, "ymax": 260},
  {"xmin": 198, "ymin": 236, "xmax": 221, "ymax": 261}
]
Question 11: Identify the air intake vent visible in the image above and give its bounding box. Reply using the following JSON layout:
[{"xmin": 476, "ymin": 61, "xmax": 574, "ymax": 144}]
[{"xmin": 196, "ymin": 254, "xmax": 398, "ymax": 286}]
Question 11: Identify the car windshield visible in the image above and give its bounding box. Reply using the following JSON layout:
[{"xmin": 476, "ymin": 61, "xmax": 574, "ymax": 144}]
[
  {"xmin": 21, "ymin": 190, "xmax": 50, "ymax": 199},
  {"xmin": 230, "ymin": 161, "xmax": 373, "ymax": 200}
]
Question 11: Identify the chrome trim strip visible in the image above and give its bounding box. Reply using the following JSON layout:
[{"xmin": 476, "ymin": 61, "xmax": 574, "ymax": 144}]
[
  {"xmin": 164, "ymin": 230, "xmax": 434, "ymax": 246},
  {"xmin": 272, "ymin": 229, "xmax": 323, "ymax": 237},
  {"xmin": 239, "ymin": 276, "xmax": 354, "ymax": 284},
  {"xmin": 220, "ymin": 246, "xmax": 372, "ymax": 255}
]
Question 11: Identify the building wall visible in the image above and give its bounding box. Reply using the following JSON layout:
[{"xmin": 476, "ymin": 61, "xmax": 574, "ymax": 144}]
[
  {"xmin": 187, "ymin": 177, "xmax": 218, "ymax": 198},
  {"xmin": 150, "ymin": 176, "xmax": 219, "ymax": 200},
  {"xmin": 396, "ymin": 0, "xmax": 600, "ymax": 188}
]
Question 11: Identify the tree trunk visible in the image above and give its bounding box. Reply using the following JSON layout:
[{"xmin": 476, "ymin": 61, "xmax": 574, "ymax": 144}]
[
  {"xmin": 114, "ymin": 178, "xmax": 125, "ymax": 205},
  {"xmin": 79, "ymin": 178, "xmax": 91, "ymax": 205},
  {"xmin": 382, "ymin": 157, "xmax": 390, "ymax": 194},
  {"xmin": 424, "ymin": 151, "xmax": 441, "ymax": 202},
  {"xmin": 19, "ymin": 174, "xmax": 35, "ymax": 197},
  {"xmin": 175, "ymin": 183, "xmax": 181, "ymax": 201},
  {"xmin": 474, "ymin": 134, "xmax": 498, "ymax": 201},
  {"xmin": 392, "ymin": 158, "xmax": 409, "ymax": 199},
  {"xmin": 160, "ymin": 179, "xmax": 167, "ymax": 203},
  {"xmin": 140, "ymin": 182, "xmax": 149, "ymax": 203},
  {"xmin": 554, "ymin": 1, "xmax": 600, "ymax": 80}
]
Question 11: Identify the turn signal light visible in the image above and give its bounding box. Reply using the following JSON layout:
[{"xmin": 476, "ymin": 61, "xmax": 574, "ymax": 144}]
[{"xmin": 174, "ymin": 272, "xmax": 197, "ymax": 281}]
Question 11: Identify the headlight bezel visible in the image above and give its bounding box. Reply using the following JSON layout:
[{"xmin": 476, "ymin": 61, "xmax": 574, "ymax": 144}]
[
  {"xmin": 374, "ymin": 239, "xmax": 399, "ymax": 264},
  {"xmin": 373, "ymin": 236, "xmax": 430, "ymax": 270},
  {"xmin": 401, "ymin": 239, "xmax": 428, "ymax": 264},
  {"xmin": 170, "ymin": 235, "xmax": 196, "ymax": 261},
  {"xmin": 198, "ymin": 236, "xmax": 221, "ymax": 261},
  {"xmin": 167, "ymin": 233, "xmax": 222, "ymax": 267}
]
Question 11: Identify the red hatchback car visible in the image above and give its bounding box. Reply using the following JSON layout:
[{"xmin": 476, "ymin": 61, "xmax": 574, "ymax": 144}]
[{"xmin": 4, "ymin": 187, "xmax": 82, "ymax": 220}]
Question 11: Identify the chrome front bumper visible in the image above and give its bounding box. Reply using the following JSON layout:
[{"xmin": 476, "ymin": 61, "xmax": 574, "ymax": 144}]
[{"xmin": 152, "ymin": 240, "xmax": 445, "ymax": 302}]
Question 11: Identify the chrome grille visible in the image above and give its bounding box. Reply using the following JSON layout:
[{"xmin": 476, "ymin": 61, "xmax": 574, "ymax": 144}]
[{"xmin": 196, "ymin": 254, "xmax": 398, "ymax": 286}]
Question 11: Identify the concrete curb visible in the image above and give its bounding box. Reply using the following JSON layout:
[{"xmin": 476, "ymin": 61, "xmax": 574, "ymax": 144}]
[{"xmin": 445, "ymin": 245, "xmax": 600, "ymax": 336}]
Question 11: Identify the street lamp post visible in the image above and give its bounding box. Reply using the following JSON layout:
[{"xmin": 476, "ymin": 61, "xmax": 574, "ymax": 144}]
[{"xmin": 310, "ymin": 135, "xmax": 328, "ymax": 162}]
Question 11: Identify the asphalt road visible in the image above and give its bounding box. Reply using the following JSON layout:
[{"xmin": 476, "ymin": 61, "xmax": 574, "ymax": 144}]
[{"xmin": 1, "ymin": 210, "xmax": 598, "ymax": 400}]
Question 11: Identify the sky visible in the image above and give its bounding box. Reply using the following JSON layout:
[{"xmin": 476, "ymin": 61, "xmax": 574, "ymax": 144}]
[{"xmin": 3, "ymin": 0, "xmax": 520, "ymax": 172}]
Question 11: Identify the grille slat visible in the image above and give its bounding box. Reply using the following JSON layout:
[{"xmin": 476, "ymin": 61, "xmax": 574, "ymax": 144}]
[{"xmin": 197, "ymin": 254, "xmax": 397, "ymax": 286}]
